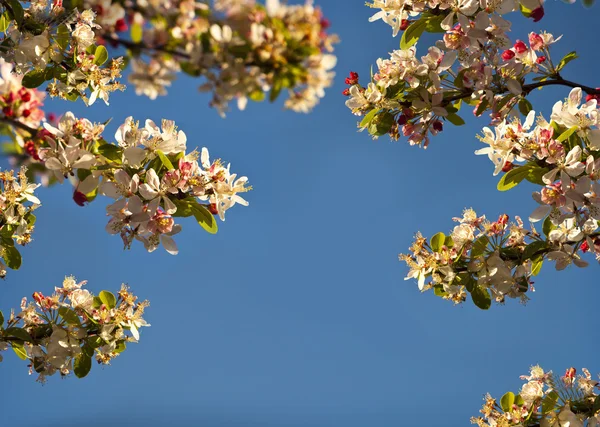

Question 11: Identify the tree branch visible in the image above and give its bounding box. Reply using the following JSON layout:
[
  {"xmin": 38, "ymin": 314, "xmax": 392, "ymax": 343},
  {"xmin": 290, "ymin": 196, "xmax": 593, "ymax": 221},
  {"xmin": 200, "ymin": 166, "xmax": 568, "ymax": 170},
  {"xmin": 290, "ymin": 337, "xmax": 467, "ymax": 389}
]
[{"xmin": 0, "ymin": 117, "xmax": 39, "ymax": 136}]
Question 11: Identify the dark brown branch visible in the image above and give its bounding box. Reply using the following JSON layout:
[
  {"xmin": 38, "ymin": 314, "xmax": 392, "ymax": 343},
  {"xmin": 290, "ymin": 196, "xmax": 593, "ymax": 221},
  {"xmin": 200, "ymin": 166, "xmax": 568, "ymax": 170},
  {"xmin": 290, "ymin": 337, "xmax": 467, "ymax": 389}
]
[{"xmin": 0, "ymin": 117, "xmax": 39, "ymax": 136}]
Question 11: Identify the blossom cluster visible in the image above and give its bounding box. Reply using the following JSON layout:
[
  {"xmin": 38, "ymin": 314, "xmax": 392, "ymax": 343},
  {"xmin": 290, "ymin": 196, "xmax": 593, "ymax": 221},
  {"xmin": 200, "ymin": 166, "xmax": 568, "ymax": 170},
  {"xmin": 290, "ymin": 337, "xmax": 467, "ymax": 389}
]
[
  {"xmin": 3, "ymin": 4, "xmax": 125, "ymax": 106},
  {"xmin": 399, "ymin": 206, "xmax": 597, "ymax": 309},
  {"xmin": 0, "ymin": 166, "xmax": 39, "ymax": 278},
  {"xmin": 345, "ymin": 0, "xmax": 592, "ymax": 147},
  {"xmin": 23, "ymin": 112, "xmax": 250, "ymax": 254},
  {"xmin": 477, "ymin": 88, "xmax": 600, "ymax": 269},
  {"xmin": 472, "ymin": 365, "xmax": 600, "ymax": 427},
  {"xmin": 73, "ymin": 0, "xmax": 339, "ymax": 116},
  {"xmin": 0, "ymin": 276, "xmax": 149, "ymax": 382}
]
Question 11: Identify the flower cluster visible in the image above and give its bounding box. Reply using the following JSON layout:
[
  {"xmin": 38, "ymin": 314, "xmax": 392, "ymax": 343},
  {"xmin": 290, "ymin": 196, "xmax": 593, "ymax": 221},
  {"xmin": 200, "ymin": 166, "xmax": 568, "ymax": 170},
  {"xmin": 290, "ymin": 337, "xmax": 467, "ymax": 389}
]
[
  {"xmin": 399, "ymin": 206, "xmax": 598, "ymax": 309},
  {"xmin": 0, "ymin": 166, "xmax": 39, "ymax": 278},
  {"xmin": 472, "ymin": 365, "xmax": 600, "ymax": 427},
  {"xmin": 75, "ymin": 0, "xmax": 338, "ymax": 115},
  {"xmin": 0, "ymin": 276, "xmax": 149, "ymax": 382},
  {"xmin": 477, "ymin": 88, "xmax": 600, "ymax": 269},
  {"xmin": 346, "ymin": 0, "xmax": 595, "ymax": 146},
  {"xmin": 2, "ymin": 4, "xmax": 125, "ymax": 106},
  {"xmin": 27, "ymin": 112, "xmax": 250, "ymax": 254}
]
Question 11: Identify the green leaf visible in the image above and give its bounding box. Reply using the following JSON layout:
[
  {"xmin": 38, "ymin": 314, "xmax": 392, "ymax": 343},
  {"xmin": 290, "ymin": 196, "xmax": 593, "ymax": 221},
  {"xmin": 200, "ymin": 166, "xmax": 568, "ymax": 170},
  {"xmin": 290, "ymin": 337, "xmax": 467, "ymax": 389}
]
[
  {"xmin": 58, "ymin": 307, "xmax": 81, "ymax": 326},
  {"xmin": 542, "ymin": 216, "xmax": 555, "ymax": 238},
  {"xmin": 11, "ymin": 342, "xmax": 27, "ymax": 360},
  {"xmin": 522, "ymin": 241, "xmax": 548, "ymax": 261},
  {"xmin": 444, "ymin": 235, "xmax": 454, "ymax": 248},
  {"xmin": 519, "ymin": 2, "xmax": 533, "ymax": 17},
  {"xmin": 556, "ymin": 126, "xmax": 578, "ymax": 143},
  {"xmin": 518, "ymin": 98, "xmax": 533, "ymax": 116},
  {"xmin": 74, "ymin": 352, "xmax": 92, "ymax": 378},
  {"xmin": 471, "ymin": 285, "xmax": 492, "ymax": 310},
  {"xmin": 3, "ymin": 246, "xmax": 21, "ymax": 270},
  {"xmin": 531, "ymin": 253, "xmax": 543, "ymax": 276},
  {"xmin": 0, "ymin": 310, "xmax": 3, "ymax": 327},
  {"xmin": 55, "ymin": 24, "xmax": 70, "ymax": 50},
  {"xmin": 429, "ymin": 232, "xmax": 446, "ymax": 252},
  {"xmin": 269, "ymin": 77, "xmax": 283, "ymax": 102},
  {"xmin": 115, "ymin": 341, "xmax": 126, "ymax": 353},
  {"xmin": 445, "ymin": 113, "xmax": 465, "ymax": 126},
  {"xmin": 192, "ymin": 204, "xmax": 218, "ymax": 234},
  {"xmin": 400, "ymin": 18, "xmax": 427, "ymax": 50},
  {"xmin": 172, "ymin": 198, "xmax": 219, "ymax": 234},
  {"xmin": 98, "ymin": 290, "xmax": 117, "ymax": 309},
  {"xmin": 524, "ymin": 166, "xmax": 548, "ymax": 186},
  {"xmin": 500, "ymin": 392, "xmax": 515, "ymax": 412},
  {"xmin": 424, "ymin": 15, "xmax": 445, "ymax": 33},
  {"xmin": 0, "ymin": 12, "xmax": 9, "ymax": 32},
  {"xmin": 94, "ymin": 45, "xmax": 109, "ymax": 66},
  {"xmin": 359, "ymin": 109, "xmax": 378, "ymax": 128},
  {"xmin": 21, "ymin": 69, "xmax": 47, "ymax": 89},
  {"xmin": 556, "ymin": 51, "xmax": 578, "ymax": 72},
  {"xmin": 131, "ymin": 22, "xmax": 143, "ymax": 43},
  {"xmin": 97, "ymin": 144, "xmax": 122, "ymax": 162},
  {"xmin": 86, "ymin": 336, "xmax": 105, "ymax": 349},
  {"xmin": 542, "ymin": 391, "xmax": 559, "ymax": 414},
  {"xmin": 248, "ymin": 90, "xmax": 265, "ymax": 102},
  {"xmin": 514, "ymin": 395, "xmax": 525, "ymax": 406},
  {"xmin": 8, "ymin": 0, "xmax": 24, "ymax": 26},
  {"xmin": 497, "ymin": 165, "xmax": 533, "ymax": 191},
  {"xmin": 156, "ymin": 150, "xmax": 174, "ymax": 170},
  {"xmin": 433, "ymin": 284, "xmax": 447, "ymax": 297},
  {"xmin": 471, "ymin": 235, "xmax": 489, "ymax": 258},
  {"xmin": 593, "ymin": 395, "xmax": 600, "ymax": 414},
  {"xmin": 5, "ymin": 327, "xmax": 31, "ymax": 342},
  {"xmin": 474, "ymin": 98, "xmax": 489, "ymax": 117},
  {"xmin": 368, "ymin": 112, "xmax": 395, "ymax": 136}
]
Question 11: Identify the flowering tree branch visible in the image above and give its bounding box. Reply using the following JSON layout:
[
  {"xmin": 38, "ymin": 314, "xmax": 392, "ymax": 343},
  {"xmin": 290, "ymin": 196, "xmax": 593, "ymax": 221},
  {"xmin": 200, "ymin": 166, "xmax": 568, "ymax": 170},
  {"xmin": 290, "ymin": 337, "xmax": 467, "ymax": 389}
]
[{"xmin": 0, "ymin": 276, "xmax": 149, "ymax": 383}]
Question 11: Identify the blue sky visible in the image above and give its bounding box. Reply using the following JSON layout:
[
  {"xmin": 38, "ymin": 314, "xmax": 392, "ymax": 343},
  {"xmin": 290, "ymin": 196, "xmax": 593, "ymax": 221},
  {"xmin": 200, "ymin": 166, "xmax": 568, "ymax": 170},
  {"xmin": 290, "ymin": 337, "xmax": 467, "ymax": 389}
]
[{"xmin": 1, "ymin": 2, "xmax": 599, "ymax": 426}]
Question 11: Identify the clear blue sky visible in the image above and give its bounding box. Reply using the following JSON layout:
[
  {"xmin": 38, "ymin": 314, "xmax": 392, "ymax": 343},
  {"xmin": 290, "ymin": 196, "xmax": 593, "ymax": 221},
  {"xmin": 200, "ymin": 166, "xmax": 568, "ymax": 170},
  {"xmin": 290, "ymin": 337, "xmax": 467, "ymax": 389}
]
[{"xmin": 1, "ymin": 2, "xmax": 599, "ymax": 426}]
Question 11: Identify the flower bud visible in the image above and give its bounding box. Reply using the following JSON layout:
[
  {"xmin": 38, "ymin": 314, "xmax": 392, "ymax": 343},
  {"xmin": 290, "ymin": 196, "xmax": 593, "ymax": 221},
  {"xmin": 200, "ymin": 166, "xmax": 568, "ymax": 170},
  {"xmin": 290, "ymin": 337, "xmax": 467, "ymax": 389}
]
[
  {"xmin": 501, "ymin": 50, "xmax": 515, "ymax": 61},
  {"xmin": 514, "ymin": 41, "xmax": 527, "ymax": 54}
]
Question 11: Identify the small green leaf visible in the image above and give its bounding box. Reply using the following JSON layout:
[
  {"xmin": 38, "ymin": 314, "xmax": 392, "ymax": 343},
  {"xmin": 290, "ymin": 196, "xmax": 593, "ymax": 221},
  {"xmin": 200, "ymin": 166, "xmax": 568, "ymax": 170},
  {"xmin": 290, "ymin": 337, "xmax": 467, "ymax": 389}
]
[
  {"xmin": 192, "ymin": 204, "xmax": 218, "ymax": 234},
  {"xmin": 500, "ymin": 392, "xmax": 515, "ymax": 412},
  {"xmin": 131, "ymin": 22, "xmax": 143, "ymax": 43},
  {"xmin": 58, "ymin": 307, "xmax": 81, "ymax": 326},
  {"xmin": 556, "ymin": 51, "xmax": 578, "ymax": 72},
  {"xmin": 444, "ymin": 235, "xmax": 454, "ymax": 248},
  {"xmin": 11, "ymin": 342, "xmax": 27, "ymax": 360},
  {"xmin": 446, "ymin": 113, "xmax": 465, "ymax": 126},
  {"xmin": 531, "ymin": 254, "xmax": 543, "ymax": 276},
  {"xmin": 522, "ymin": 241, "xmax": 548, "ymax": 261},
  {"xmin": 21, "ymin": 69, "xmax": 47, "ymax": 89},
  {"xmin": 156, "ymin": 150, "xmax": 174, "ymax": 170},
  {"xmin": 514, "ymin": 395, "xmax": 525, "ymax": 406},
  {"xmin": 593, "ymin": 395, "xmax": 600, "ymax": 414},
  {"xmin": 3, "ymin": 246, "xmax": 21, "ymax": 270},
  {"xmin": 8, "ymin": 0, "xmax": 24, "ymax": 25},
  {"xmin": 86, "ymin": 336, "xmax": 105, "ymax": 349},
  {"xmin": 400, "ymin": 18, "xmax": 427, "ymax": 49},
  {"xmin": 73, "ymin": 352, "xmax": 92, "ymax": 378},
  {"xmin": 542, "ymin": 216, "xmax": 555, "ymax": 238},
  {"xmin": 5, "ymin": 327, "xmax": 31, "ymax": 342},
  {"xmin": 55, "ymin": 24, "xmax": 70, "ymax": 50},
  {"xmin": 518, "ymin": 98, "xmax": 533, "ymax": 116},
  {"xmin": 94, "ymin": 45, "xmax": 109, "ymax": 66},
  {"xmin": 542, "ymin": 391, "xmax": 559, "ymax": 414},
  {"xmin": 98, "ymin": 291, "xmax": 117, "ymax": 309},
  {"xmin": 0, "ymin": 13, "xmax": 9, "ymax": 32},
  {"xmin": 433, "ymin": 284, "xmax": 447, "ymax": 297},
  {"xmin": 115, "ymin": 341, "xmax": 126, "ymax": 353},
  {"xmin": 429, "ymin": 232, "xmax": 446, "ymax": 252},
  {"xmin": 98, "ymin": 144, "xmax": 122, "ymax": 162},
  {"xmin": 556, "ymin": 126, "xmax": 578, "ymax": 143},
  {"xmin": 497, "ymin": 165, "xmax": 533, "ymax": 191},
  {"xmin": 0, "ymin": 310, "xmax": 4, "ymax": 327},
  {"xmin": 269, "ymin": 77, "xmax": 283, "ymax": 102},
  {"xmin": 359, "ymin": 109, "xmax": 378, "ymax": 128},
  {"xmin": 368, "ymin": 112, "xmax": 395, "ymax": 136},
  {"xmin": 471, "ymin": 236, "xmax": 489, "ymax": 258},
  {"xmin": 524, "ymin": 166, "xmax": 548, "ymax": 186},
  {"xmin": 471, "ymin": 285, "xmax": 492, "ymax": 310},
  {"xmin": 474, "ymin": 98, "xmax": 489, "ymax": 117},
  {"xmin": 248, "ymin": 90, "xmax": 265, "ymax": 102},
  {"xmin": 424, "ymin": 15, "xmax": 445, "ymax": 33}
]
